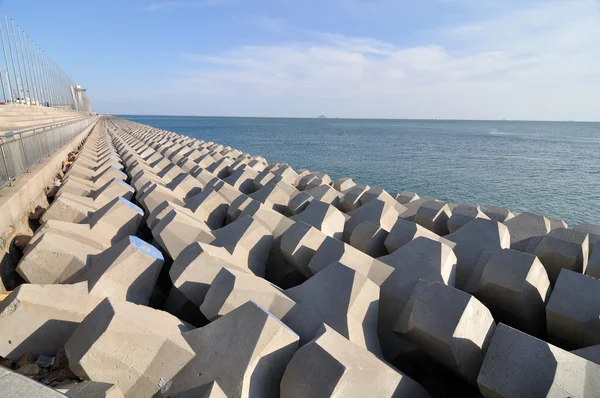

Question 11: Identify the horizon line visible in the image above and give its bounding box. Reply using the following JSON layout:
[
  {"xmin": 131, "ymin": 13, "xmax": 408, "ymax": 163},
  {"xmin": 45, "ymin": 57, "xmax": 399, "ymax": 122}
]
[{"xmin": 109, "ymin": 114, "xmax": 600, "ymax": 123}]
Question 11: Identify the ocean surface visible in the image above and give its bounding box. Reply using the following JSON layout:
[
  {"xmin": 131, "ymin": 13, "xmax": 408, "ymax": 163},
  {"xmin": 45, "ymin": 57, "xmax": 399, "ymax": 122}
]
[{"xmin": 119, "ymin": 115, "xmax": 600, "ymax": 226}]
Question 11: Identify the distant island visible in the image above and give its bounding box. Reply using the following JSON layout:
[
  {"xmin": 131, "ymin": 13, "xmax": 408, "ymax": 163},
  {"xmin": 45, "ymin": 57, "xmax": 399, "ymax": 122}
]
[{"xmin": 317, "ymin": 115, "xmax": 327, "ymax": 119}]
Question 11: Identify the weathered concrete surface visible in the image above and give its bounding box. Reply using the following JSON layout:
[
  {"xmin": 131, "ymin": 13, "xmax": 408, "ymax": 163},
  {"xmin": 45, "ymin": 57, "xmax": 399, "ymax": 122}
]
[
  {"xmin": 574, "ymin": 223, "xmax": 600, "ymax": 257},
  {"xmin": 587, "ymin": 247, "xmax": 600, "ymax": 279},
  {"xmin": 280, "ymin": 221, "xmax": 328, "ymax": 278},
  {"xmin": 484, "ymin": 205, "xmax": 515, "ymax": 222},
  {"xmin": 152, "ymin": 208, "xmax": 215, "ymax": 259},
  {"xmin": 280, "ymin": 325, "xmax": 430, "ymax": 398},
  {"xmin": 58, "ymin": 381, "xmax": 124, "ymax": 398},
  {"xmin": 65, "ymin": 298, "xmax": 194, "ymax": 398},
  {"xmin": 546, "ymin": 269, "xmax": 600, "ymax": 349},
  {"xmin": 0, "ymin": 367, "xmax": 67, "ymax": 397},
  {"xmin": 166, "ymin": 301, "xmax": 299, "ymax": 398},
  {"xmin": 477, "ymin": 323, "xmax": 600, "ymax": 398},
  {"xmin": 503, "ymin": 212, "xmax": 551, "ymax": 251},
  {"xmin": 343, "ymin": 199, "xmax": 399, "ymax": 242},
  {"xmin": 290, "ymin": 200, "xmax": 345, "ymax": 239},
  {"xmin": 384, "ymin": 218, "xmax": 454, "ymax": 253}
]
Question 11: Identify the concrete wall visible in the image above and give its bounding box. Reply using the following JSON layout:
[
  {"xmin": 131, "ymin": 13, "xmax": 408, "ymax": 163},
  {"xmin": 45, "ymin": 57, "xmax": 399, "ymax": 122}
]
[
  {"xmin": 0, "ymin": 104, "xmax": 87, "ymax": 132},
  {"xmin": 0, "ymin": 118, "xmax": 98, "ymax": 291}
]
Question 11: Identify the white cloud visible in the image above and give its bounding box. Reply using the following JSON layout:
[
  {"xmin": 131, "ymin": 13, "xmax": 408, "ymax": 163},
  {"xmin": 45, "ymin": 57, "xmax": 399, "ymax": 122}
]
[{"xmin": 137, "ymin": 0, "xmax": 600, "ymax": 120}]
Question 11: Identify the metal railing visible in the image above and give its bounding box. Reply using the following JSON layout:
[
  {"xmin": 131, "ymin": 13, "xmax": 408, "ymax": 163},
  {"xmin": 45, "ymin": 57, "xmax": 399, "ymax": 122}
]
[{"xmin": 0, "ymin": 116, "xmax": 99, "ymax": 188}]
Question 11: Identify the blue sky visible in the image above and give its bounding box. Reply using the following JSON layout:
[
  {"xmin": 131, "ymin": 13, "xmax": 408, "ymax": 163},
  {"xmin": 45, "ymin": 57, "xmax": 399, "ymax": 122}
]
[{"xmin": 2, "ymin": 0, "xmax": 599, "ymax": 120}]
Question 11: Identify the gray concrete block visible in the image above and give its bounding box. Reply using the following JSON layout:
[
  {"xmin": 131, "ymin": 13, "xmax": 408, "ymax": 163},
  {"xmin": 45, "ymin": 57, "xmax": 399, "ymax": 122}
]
[
  {"xmin": 574, "ymin": 223, "xmax": 600, "ymax": 257},
  {"xmin": 152, "ymin": 208, "xmax": 215, "ymax": 259},
  {"xmin": 280, "ymin": 325, "xmax": 429, "ymax": 398},
  {"xmin": 59, "ymin": 381, "xmax": 124, "ymax": 398},
  {"xmin": 0, "ymin": 283, "xmax": 101, "ymax": 361},
  {"xmin": 305, "ymin": 184, "xmax": 343, "ymax": 207},
  {"xmin": 338, "ymin": 185, "xmax": 369, "ymax": 213},
  {"xmin": 477, "ymin": 323, "xmax": 600, "ymax": 398},
  {"xmin": 392, "ymin": 191, "xmax": 420, "ymax": 205},
  {"xmin": 291, "ymin": 200, "xmax": 345, "ymax": 239},
  {"xmin": 446, "ymin": 218, "xmax": 511, "ymax": 291},
  {"xmin": 534, "ymin": 227, "xmax": 589, "ymax": 284},
  {"xmin": 587, "ymin": 247, "xmax": 600, "ymax": 279},
  {"xmin": 343, "ymin": 199, "xmax": 399, "ymax": 242},
  {"xmin": 414, "ymin": 200, "xmax": 452, "ymax": 236},
  {"xmin": 250, "ymin": 180, "xmax": 299, "ymax": 214},
  {"xmin": 76, "ymin": 236, "xmax": 164, "ymax": 305},
  {"xmin": 349, "ymin": 221, "xmax": 389, "ymax": 258},
  {"xmin": 546, "ymin": 269, "xmax": 600, "ymax": 349},
  {"xmin": 0, "ymin": 368, "xmax": 67, "ymax": 397},
  {"xmin": 396, "ymin": 282, "xmax": 496, "ymax": 383},
  {"xmin": 287, "ymin": 191, "xmax": 313, "ymax": 215},
  {"xmin": 65, "ymin": 298, "xmax": 195, "ymax": 398},
  {"xmin": 447, "ymin": 203, "xmax": 490, "ymax": 233},
  {"xmin": 280, "ymin": 221, "xmax": 328, "ymax": 278},
  {"xmin": 378, "ymin": 238, "xmax": 457, "ymax": 361},
  {"xmin": 503, "ymin": 212, "xmax": 551, "ymax": 251},
  {"xmin": 332, "ymin": 177, "xmax": 355, "ymax": 192},
  {"xmin": 223, "ymin": 167, "xmax": 259, "ymax": 194},
  {"xmin": 285, "ymin": 262, "xmax": 382, "ymax": 356},
  {"xmin": 200, "ymin": 266, "xmax": 295, "ymax": 322},
  {"xmin": 308, "ymin": 236, "xmax": 394, "ymax": 286},
  {"xmin": 473, "ymin": 249, "xmax": 551, "ymax": 336},
  {"xmin": 484, "ymin": 205, "xmax": 515, "ymax": 222},
  {"xmin": 166, "ymin": 301, "xmax": 299, "ymax": 398},
  {"xmin": 384, "ymin": 218, "xmax": 454, "ymax": 253},
  {"xmin": 571, "ymin": 345, "xmax": 600, "ymax": 365}
]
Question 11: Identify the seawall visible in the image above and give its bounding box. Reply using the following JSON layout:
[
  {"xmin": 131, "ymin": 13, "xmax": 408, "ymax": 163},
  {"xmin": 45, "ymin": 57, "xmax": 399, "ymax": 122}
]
[{"xmin": 0, "ymin": 115, "xmax": 598, "ymax": 397}]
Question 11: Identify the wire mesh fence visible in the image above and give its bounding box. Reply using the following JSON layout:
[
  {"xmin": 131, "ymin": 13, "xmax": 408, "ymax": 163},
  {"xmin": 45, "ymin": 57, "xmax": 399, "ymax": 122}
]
[{"xmin": 0, "ymin": 116, "xmax": 98, "ymax": 188}]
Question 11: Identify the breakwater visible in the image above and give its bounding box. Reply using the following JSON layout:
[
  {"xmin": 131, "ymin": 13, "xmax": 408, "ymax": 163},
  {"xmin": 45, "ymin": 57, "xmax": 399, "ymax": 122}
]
[{"xmin": 0, "ymin": 115, "xmax": 599, "ymax": 397}]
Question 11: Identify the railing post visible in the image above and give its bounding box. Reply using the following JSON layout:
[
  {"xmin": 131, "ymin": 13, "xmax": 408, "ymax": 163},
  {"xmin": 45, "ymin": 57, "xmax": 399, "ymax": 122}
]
[
  {"xmin": 0, "ymin": 141, "xmax": 12, "ymax": 186},
  {"xmin": 19, "ymin": 132, "xmax": 28, "ymax": 172}
]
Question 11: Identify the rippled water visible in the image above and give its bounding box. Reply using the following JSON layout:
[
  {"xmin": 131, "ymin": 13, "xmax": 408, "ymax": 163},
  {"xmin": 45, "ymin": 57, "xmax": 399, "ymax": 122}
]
[{"xmin": 119, "ymin": 115, "xmax": 600, "ymax": 226}]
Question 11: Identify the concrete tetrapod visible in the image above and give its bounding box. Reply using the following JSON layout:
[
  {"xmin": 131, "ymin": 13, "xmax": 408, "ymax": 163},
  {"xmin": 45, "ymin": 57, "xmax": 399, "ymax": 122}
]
[
  {"xmin": 249, "ymin": 180, "xmax": 299, "ymax": 215},
  {"xmin": 305, "ymin": 184, "xmax": 343, "ymax": 207},
  {"xmin": 477, "ymin": 323, "xmax": 600, "ymax": 398},
  {"xmin": 152, "ymin": 208, "xmax": 216, "ymax": 259},
  {"xmin": 587, "ymin": 248, "xmax": 600, "ymax": 279},
  {"xmin": 395, "ymin": 282, "xmax": 496, "ymax": 384},
  {"xmin": 503, "ymin": 212, "xmax": 551, "ymax": 251},
  {"xmin": 280, "ymin": 325, "xmax": 430, "ymax": 398},
  {"xmin": 332, "ymin": 177, "xmax": 355, "ymax": 192},
  {"xmin": 0, "ymin": 283, "xmax": 102, "ymax": 361},
  {"xmin": 73, "ymin": 236, "xmax": 164, "ymax": 306},
  {"xmin": 392, "ymin": 191, "xmax": 420, "ymax": 205},
  {"xmin": 65, "ymin": 298, "xmax": 195, "ymax": 398},
  {"xmin": 546, "ymin": 269, "xmax": 600, "ymax": 349},
  {"xmin": 166, "ymin": 241, "xmax": 254, "ymax": 317},
  {"xmin": 349, "ymin": 221, "xmax": 389, "ymax": 258},
  {"xmin": 445, "ymin": 218, "xmax": 511, "ymax": 291},
  {"xmin": 414, "ymin": 200, "xmax": 452, "ymax": 236},
  {"xmin": 166, "ymin": 301, "xmax": 299, "ymax": 398},
  {"xmin": 574, "ymin": 223, "xmax": 600, "ymax": 257},
  {"xmin": 290, "ymin": 200, "xmax": 346, "ymax": 239},
  {"xmin": 338, "ymin": 185, "xmax": 369, "ymax": 213},
  {"xmin": 484, "ymin": 205, "xmax": 515, "ymax": 222},
  {"xmin": 447, "ymin": 203, "xmax": 490, "ymax": 234},
  {"xmin": 343, "ymin": 198, "xmax": 400, "ymax": 242},
  {"xmin": 533, "ymin": 227, "xmax": 589, "ymax": 284},
  {"xmin": 472, "ymin": 249, "xmax": 551, "ymax": 337},
  {"xmin": 284, "ymin": 262, "xmax": 383, "ymax": 357},
  {"xmin": 280, "ymin": 221, "xmax": 328, "ymax": 278},
  {"xmin": 377, "ymin": 237, "xmax": 457, "ymax": 361},
  {"xmin": 200, "ymin": 267, "xmax": 296, "ymax": 322},
  {"xmin": 286, "ymin": 191, "xmax": 312, "ymax": 216},
  {"xmin": 384, "ymin": 218, "xmax": 454, "ymax": 253}
]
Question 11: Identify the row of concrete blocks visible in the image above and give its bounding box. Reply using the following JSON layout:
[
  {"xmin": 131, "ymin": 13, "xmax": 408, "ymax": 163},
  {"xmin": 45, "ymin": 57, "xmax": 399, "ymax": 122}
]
[
  {"xmin": 3, "ymin": 116, "xmax": 600, "ymax": 397},
  {"xmin": 105, "ymin": 117, "xmax": 600, "ymax": 396},
  {"xmin": 109, "ymin": 117, "xmax": 600, "ymax": 349},
  {"xmin": 0, "ymin": 119, "xmax": 429, "ymax": 397}
]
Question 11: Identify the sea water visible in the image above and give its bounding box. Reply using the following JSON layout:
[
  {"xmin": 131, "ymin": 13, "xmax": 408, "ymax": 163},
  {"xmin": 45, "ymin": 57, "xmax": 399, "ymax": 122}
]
[{"xmin": 120, "ymin": 116, "xmax": 600, "ymax": 226}]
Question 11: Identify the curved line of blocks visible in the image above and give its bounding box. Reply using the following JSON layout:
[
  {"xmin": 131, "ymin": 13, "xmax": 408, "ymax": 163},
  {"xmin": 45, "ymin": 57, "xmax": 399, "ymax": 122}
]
[{"xmin": 0, "ymin": 115, "xmax": 599, "ymax": 397}]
